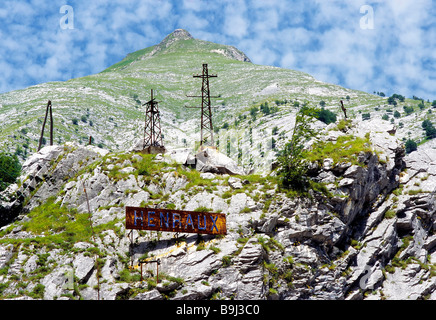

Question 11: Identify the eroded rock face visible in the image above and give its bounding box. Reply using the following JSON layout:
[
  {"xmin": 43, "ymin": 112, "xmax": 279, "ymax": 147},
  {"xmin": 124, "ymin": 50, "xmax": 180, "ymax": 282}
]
[
  {"xmin": 0, "ymin": 118, "xmax": 435, "ymax": 301},
  {"xmin": 0, "ymin": 143, "xmax": 109, "ymax": 225}
]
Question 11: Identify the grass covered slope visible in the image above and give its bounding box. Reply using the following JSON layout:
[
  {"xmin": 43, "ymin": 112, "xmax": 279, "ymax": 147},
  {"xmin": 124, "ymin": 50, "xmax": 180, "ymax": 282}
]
[{"xmin": 0, "ymin": 29, "xmax": 387, "ymax": 159}]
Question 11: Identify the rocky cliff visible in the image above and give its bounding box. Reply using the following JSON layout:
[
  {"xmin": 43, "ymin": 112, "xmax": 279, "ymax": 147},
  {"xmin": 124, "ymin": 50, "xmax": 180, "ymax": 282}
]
[{"xmin": 0, "ymin": 118, "xmax": 435, "ymax": 300}]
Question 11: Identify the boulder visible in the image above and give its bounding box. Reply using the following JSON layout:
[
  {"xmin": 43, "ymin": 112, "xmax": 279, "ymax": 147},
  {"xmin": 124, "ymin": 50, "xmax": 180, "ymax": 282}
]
[
  {"xmin": 133, "ymin": 289, "xmax": 163, "ymax": 300},
  {"xmin": 235, "ymin": 238, "xmax": 267, "ymax": 272},
  {"xmin": 195, "ymin": 147, "xmax": 244, "ymax": 176},
  {"xmin": 323, "ymin": 158, "xmax": 334, "ymax": 171},
  {"xmin": 41, "ymin": 266, "xmax": 74, "ymax": 300},
  {"xmin": 200, "ymin": 172, "xmax": 215, "ymax": 180},
  {"xmin": 228, "ymin": 177, "xmax": 243, "ymax": 189},
  {"xmin": 173, "ymin": 282, "xmax": 215, "ymax": 300},
  {"xmin": 174, "ymin": 249, "xmax": 221, "ymax": 282},
  {"xmin": 8, "ymin": 143, "xmax": 108, "ymax": 214},
  {"xmin": 163, "ymin": 172, "xmax": 188, "ymax": 193},
  {"xmin": 0, "ymin": 244, "xmax": 14, "ymax": 269},
  {"xmin": 382, "ymin": 264, "xmax": 436, "ymax": 300},
  {"xmin": 166, "ymin": 148, "xmax": 193, "ymax": 164},
  {"xmin": 73, "ymin": 253, "xmax": 95, "ymax": 283},
  {"xmin": 235, "ymin": 269, "xmax": 266, "ymax": 300}
]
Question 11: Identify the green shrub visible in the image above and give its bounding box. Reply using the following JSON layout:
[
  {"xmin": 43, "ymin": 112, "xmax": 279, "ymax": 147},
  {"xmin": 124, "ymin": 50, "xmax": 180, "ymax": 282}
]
[
  {"xmin": 0, "ymin": 282, "xmax": 8, "ymax": 296},
  {"xmin": 166, "ymin": 203, "xmax": 176, "ymax": 210},
  {"xmin": 221, "ymin": 191, "xmax": 233, "ymax": 199},
  {"xmin": 240, "ymin": 207, "xmax": 251, "ymax": 213},
  {"xmin": 194, "ymin": 206, "xmax": 213, "ymax": 212},
  {"xmin": 222, "ymin": 255, "xmax": 232, "ymax": 267},
  {"xmin": 209, "ymin": 245, "xmax": 221, "ymax": 254},
  {"xmin": 362, "ymin": 113, "xmax": 371, "ymax": 121},
  {"xmin": 335, "ymin": 119, "xmax": 352, "ymax": 132},
  {"xmin": 403, "ymin": 105, "xmax": 414, "ymax": 116},
  {"xmin": 384, "ymin": 209, "xmax": 396, "ymax": 219},
  {"xmin": 422, "ymin": 120, "xmax": 436, "ymax": 139},
  {"xmin": 118, "ymin": 268, "xmax": 140, "ymax": 283},
  {"xmin": 11, "ymin": 196, "xmax": 118, "ymax": 248},
  {"xmin": 316, "ymin": 107, "xmax": 337, "ymax": 125},
  {"xmin": 305, "ymin": 134, "xmax": 372, "ymax": 167},
  {"xmin": 405, "ymin": 139, "xmax": 417, "ymax": 154},
  {"xmin": 0, "ymin": 152, "xmax": 21, "ymax": 191},
  {"xmin": 29, "ymin": 284, "xmax": 45, "ymax": 299}
]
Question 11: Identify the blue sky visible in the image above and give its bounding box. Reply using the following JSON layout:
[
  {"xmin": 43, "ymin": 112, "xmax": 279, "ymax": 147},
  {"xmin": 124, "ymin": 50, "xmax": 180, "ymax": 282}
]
[{"xmin": 0, "ymin": 0, "xmax": 435, "ymax": 100}]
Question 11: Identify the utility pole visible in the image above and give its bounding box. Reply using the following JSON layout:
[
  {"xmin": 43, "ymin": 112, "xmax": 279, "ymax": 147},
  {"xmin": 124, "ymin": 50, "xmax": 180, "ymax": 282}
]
[
  {"xmin": 142, "ymin": 89, "xmax": 165, "ymax": 154},
  {"xmin": 340, "ymin": 100, "xmax": 348, "ymax": 119},
  {"xmin": 186, "ymin": 64, "xmax": 219, "ymax": 149},
  {"xmin": 38, "ymin": 100, "xmax": 53, "ymax": 151}
]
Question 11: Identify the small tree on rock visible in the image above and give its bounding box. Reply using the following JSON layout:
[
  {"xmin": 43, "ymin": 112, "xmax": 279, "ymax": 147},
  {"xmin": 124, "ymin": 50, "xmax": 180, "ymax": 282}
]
[
  {"xmin": 277, "ymin": 104, "xmax": 319, "ymax": 191},
  {"xmin": 405, "ymin": 139, "xmax": 417, "ymax": 153},
  {"xmin": 0, "ymin": 152, "xmax": 21, "ymax": 191}
]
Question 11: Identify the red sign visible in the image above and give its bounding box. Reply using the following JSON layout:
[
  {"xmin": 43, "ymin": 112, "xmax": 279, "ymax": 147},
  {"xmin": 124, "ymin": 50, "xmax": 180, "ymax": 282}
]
[{"xmin": 125, "ymin": 207, "xmax": 227, "ymax": 235}]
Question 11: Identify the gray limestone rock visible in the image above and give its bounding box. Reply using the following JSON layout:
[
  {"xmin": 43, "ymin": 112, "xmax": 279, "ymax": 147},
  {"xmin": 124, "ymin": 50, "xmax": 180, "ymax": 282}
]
[
  {"xmin": 195, "ymin": 147, "xmax": 244, "ymax": 176},
  {"xmin": 228, "ymin": 177, "xmax": 243, "ymax": 189},
  {"xmin": 1, "ymin": 126, "xmax": 435, "ymax": 301},
  {"xmin": 73, "ymin": 253, "xmax": 95, "ymax": 283},
  {"xmin": 235, "ymin": 238, "xmax": 267, "ymax": 273},
  {"xmin": 0, "ymin": 244, "xmax": 14, "ymax": 269}
]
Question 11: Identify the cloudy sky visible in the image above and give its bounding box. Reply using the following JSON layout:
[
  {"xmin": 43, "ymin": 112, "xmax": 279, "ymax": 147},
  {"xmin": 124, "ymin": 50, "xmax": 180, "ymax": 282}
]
[{"xmin": 0, "ymin": 0, "xmax": 435, "ymax": 100}]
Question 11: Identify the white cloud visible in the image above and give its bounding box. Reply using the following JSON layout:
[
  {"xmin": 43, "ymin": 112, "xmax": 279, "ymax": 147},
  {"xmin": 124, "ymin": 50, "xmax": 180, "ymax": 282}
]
[
  {"xmin": 223, "ymin": 0, "xmax": 248, "ymax": 38},
  {"xmin": 280, "ymin": 52, "xmax": 296, "ymax": 69},
  {"xmin": 182, "ymin": 0, "xmax": 203, "ymax": 11},
  {"xmin": 178, "ymin": 12, "xmax": 209, "ymax": 30},
  {"xmin": 0, "ymin": 0, "xmax": 434, "ymax": 101}
]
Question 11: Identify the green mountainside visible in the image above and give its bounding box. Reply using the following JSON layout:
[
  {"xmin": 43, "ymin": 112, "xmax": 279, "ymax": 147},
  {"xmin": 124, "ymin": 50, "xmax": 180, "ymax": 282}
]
[{"xmin": 0, "ymin": 29, "xmax": 433, "ymax": 169}]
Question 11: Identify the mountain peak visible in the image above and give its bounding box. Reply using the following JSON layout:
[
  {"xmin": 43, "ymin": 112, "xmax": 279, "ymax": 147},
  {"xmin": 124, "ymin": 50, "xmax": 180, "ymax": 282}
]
[
  {"xmin": 168, "ymin": 29, "xmax": 194, "ymax": 40},
  {"xmin": 148, "ymin": 29, "xmax": 250, "ymax": 63},
  {"xmin": 104, "ymin": 29, "xmax": 251, "ymax": 72},
  {"xmin": 158, "ymin": 29, "xmax": 194, "ymax": 48}
]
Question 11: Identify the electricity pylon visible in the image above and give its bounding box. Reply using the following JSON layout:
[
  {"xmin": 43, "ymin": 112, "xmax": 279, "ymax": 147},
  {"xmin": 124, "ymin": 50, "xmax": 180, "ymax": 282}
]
[
  {"xmin": 142, "ymin": 89, "xmax": 165, "ymax": 153},
  {"xmin": 186, "ymin": 64, "xmax": 219, "ymax": 148}
]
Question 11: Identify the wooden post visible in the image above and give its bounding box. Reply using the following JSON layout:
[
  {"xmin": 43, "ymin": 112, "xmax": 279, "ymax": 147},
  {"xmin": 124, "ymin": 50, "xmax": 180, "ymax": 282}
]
[
  {"xmin": 49, "ymin": 101, "xmax": 53, "ymax": 146},
  {"xmin": 340, "ymin": 100, "xmax": 348, "ymax": 119},
  {"xmin": 38, "ymin": 100, "xmax": 53, "ymax": 151}
]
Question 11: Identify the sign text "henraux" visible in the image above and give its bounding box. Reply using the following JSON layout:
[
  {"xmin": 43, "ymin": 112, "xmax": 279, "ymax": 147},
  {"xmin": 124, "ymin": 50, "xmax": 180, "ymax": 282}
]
[{"xmin": 125, "ymin": 207, "xmax": 227, "ymax": 235}]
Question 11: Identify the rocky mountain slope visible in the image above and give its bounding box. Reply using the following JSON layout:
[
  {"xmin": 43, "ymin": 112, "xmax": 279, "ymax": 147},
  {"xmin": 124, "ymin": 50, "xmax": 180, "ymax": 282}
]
[
  {"xmin": 0, "ymin": 115, "xmax": 435, "ymax": 300},
  {"xmin": 0, "ymin": 29, "xmax": 435, "ymax": 300}
]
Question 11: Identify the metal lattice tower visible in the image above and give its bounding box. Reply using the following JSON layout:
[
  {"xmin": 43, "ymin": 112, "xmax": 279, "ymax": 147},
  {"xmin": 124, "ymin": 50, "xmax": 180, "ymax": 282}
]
[
  {"xmin": 38, "ymin": 100, "xmax": 53, "ymax": 151},
  {"xmin": 143, "ymin": 89, "xmax": 164, "ymax": 151},
  {"xmin": 186, "ymin": 64, "xmax": 218, "ymax": 148}
]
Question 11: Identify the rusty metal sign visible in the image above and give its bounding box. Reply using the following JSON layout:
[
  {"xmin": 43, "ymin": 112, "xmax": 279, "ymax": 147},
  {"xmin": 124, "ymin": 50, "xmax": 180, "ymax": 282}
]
[{"xmin": 125, "ymin": 207, "xmax": 227, "ymax": 235}]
